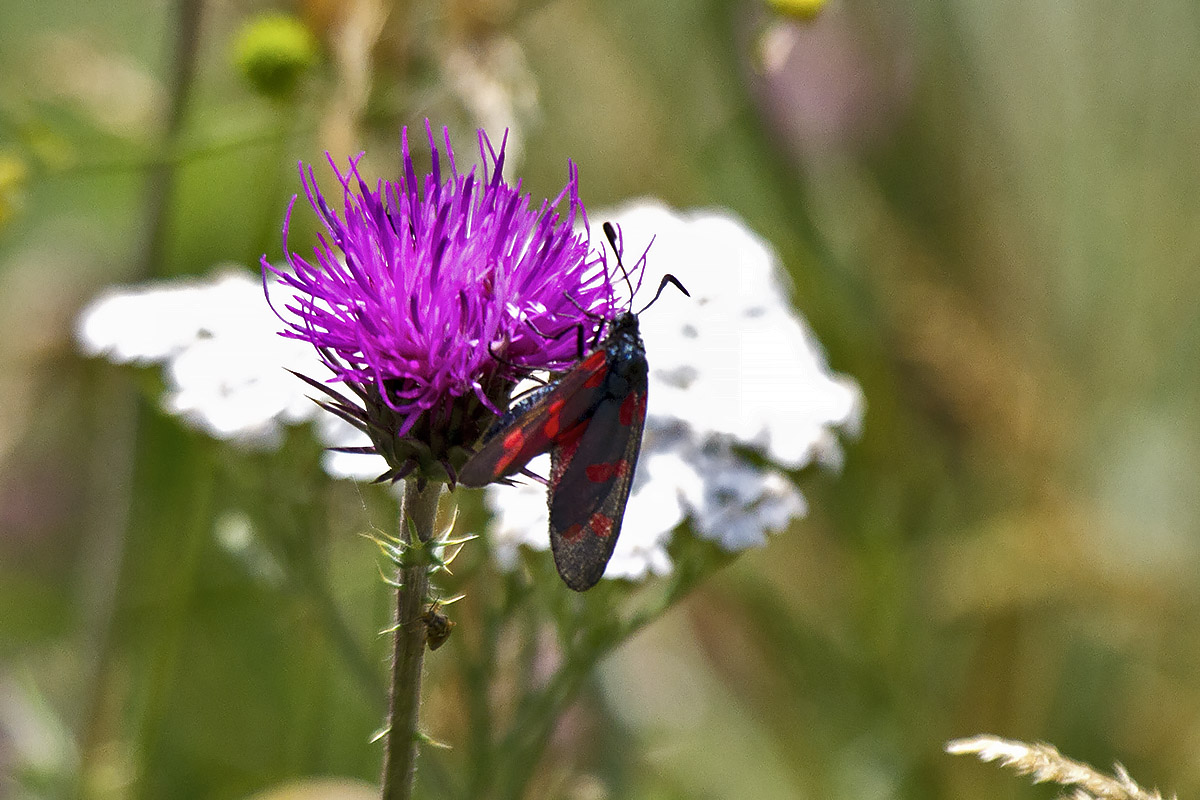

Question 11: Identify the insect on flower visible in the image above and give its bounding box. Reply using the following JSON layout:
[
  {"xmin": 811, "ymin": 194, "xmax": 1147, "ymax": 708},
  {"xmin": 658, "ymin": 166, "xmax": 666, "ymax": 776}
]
[{"xmin": 459, "ymin": 223, "xmax": 689, "ymax": 591}]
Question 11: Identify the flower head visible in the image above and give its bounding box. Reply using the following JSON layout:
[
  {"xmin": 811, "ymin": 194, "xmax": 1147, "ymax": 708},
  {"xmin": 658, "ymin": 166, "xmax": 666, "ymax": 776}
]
[{"xmin": 264, "ymin": 123, "xmax": 617, "ymax": 484}]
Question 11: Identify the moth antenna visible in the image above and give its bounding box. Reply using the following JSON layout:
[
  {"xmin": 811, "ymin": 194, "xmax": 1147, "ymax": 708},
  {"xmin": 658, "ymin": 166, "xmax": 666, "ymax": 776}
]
[
  {"xmin": 603, "ymin": 221, "xmax": 637, "ymax": 304},
  {"xmin": 529, "ymin": 318, "xmax": 589, "ymax": 361},
  {"xmin": 564, "ymin": 291, "xmax": 606, "ymax": 322},
  {"xmin": 563, "ymin": 293, "xmax": 609, "ymax": 349},
  {"xmin": 636, "ymin": 273, "xmax": 690, "ymax": 315},
  {"xmin": 486, "ymin": 340, "xmax": 533, "ymax": 378}
]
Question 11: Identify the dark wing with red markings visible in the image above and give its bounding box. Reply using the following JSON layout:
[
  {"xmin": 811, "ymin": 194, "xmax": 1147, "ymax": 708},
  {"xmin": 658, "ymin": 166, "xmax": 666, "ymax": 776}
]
[
  {"xmin": 548, "ymin": 381, "xmax": 648, "ymax": 591},
  {"xmin": 457, "ymin": 349, "xmax": 609, "ymax": 488}
]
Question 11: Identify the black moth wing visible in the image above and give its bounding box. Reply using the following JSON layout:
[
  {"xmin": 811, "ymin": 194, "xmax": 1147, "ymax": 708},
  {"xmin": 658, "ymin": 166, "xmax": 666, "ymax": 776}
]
[
  {"xmin": 457, "ymin": 349, "xmax": 610, "ymax": 488},
  {"xmin": 548, "ymin": 376, "xmax": 648, "ymax": 592}
]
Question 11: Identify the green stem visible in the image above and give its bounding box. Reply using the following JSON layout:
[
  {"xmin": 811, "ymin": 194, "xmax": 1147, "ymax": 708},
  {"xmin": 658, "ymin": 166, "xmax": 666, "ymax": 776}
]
[
  {"xmin": 295, "ymin": 546, "xmax": 389, "ymax": 706},
  {"xmin": 137, "ymin": 0, "xmax": 204, "ymax": 278},
  {"xmin": 74, "ymin": 2, "xmax": 205, "ymax": 790},
  {"xmin": 492, "ymin": 566, "xmax": 706, "ymax": 799},
  {"xmin": 72, "ymin": 370, "xmax": 139, "ymax": 800},
  {"xmin": 494, "ymin": 647, "xmax": 596, "ymax": 800},
  {"xmin": 380, "ymin": 480, "xmax": 443, "ymax": 800}
]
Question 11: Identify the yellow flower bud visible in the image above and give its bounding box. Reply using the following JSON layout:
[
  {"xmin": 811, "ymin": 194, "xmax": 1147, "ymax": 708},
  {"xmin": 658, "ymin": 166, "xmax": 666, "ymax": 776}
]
[{"xmin": 233, "ymin": 13, "xmax": 319, "ymax": 100}]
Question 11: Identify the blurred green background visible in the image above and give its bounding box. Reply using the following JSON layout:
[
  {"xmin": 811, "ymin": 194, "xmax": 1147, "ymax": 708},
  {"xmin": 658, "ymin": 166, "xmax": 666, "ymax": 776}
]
[{"xmin": 4, "ymin": 0, "xmax": 1200, "ymax": 798}]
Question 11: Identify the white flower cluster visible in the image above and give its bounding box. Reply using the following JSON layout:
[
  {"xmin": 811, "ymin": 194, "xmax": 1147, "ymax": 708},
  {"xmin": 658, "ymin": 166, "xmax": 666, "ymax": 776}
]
[
  {"xmin": 75, "ymin": 267, "xmax": 380, "ymax": 478},
  {"xmin": 485, "ymin": 201, "xmax": 862, "ymax": 577}
]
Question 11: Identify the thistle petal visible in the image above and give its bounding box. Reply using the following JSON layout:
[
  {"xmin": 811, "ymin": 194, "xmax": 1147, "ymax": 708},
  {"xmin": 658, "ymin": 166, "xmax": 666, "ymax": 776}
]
[{"xmin": 263, "ymin": 124, "xmax": 619, "ymax": 481}]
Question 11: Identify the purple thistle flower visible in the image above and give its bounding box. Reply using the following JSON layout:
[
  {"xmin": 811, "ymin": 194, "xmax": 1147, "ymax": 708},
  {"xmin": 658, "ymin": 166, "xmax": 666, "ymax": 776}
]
[{"xmin": 263, "ymin": 123, "xmax": 621, "ymax": 485}]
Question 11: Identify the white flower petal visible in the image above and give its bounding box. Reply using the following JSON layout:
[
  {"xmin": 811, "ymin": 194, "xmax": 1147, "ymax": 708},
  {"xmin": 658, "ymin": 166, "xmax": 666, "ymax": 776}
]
[{"xmin": 76, "ymin": 267, "xmax": 333, "ymax": 451}]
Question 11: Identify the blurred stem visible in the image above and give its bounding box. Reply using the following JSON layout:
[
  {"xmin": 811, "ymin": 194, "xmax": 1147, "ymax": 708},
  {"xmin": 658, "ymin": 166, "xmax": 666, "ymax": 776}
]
[
  {"xmin": 137, "ymin": 0, "xmax": 204, "ymax": 277},
  {"xmin": 293, "ymin": 533, "xmax": 389, "ymax": 706},
  {"xmin": 380, "ymin": 480, "xmax": 443, "ymax": 800},
  {"xmin": 72, "ymin": 371, "xmax": 140, "ymax": 800},
  {"xmin": 462, "ymin": 572, "xmax": 531, "ymax": 797},
  {"xmin": 493, "ymin": 636, "xmax": 597, "ymax": 800},
  {"xmin": 133, "ymin": 437, "xmax": 218, "ymax": 793},
  {"xmin": 622, "ymin": 544, "xmax": 710, "ymax": 636},
  {"xmin": 252, "ymin": 100, "xmax": 305, "ymax": 263},
  {"xmin": 74, "ymin": 2, "xmax": 204, "ymax": 784},
  {"xmin": 491, "ymin": 565, "xmax": 706, "ymax": 799}
]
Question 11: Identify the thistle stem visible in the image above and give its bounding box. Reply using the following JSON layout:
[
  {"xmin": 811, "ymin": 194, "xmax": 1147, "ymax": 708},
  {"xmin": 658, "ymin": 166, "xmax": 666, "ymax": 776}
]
[{"xmin": 380, "ymin": 479, "xmax": 443, "ymax": 800}]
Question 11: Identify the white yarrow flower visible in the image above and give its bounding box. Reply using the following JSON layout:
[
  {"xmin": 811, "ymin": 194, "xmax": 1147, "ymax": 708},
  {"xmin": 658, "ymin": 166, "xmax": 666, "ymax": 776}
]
[
  {"xmin": 484, "ymin": 201, "xmax": 863, "ymax": 580},
  {"xmin": 76, "ymin": 267, "xmax": 386, "ymax": 463}
]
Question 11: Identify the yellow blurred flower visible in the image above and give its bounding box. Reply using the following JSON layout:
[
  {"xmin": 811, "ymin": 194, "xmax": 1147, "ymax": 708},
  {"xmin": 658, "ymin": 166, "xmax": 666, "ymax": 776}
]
[
  {"xmin": 0, "ymin": 152, "xmax": 29, "ymax": 228},
  {"xmin": 767, "ymin": 0, "xmax": 826, "ymax": 20},
  {"xmin": 233, "ymin": 13, "xmax": 320, "ymax": 100}
]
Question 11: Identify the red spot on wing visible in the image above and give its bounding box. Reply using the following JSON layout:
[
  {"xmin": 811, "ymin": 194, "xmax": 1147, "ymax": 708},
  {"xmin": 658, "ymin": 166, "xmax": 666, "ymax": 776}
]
[
  {"xmin": 584, "ymin": 459, "xmax": 629, "ymax": 483},
  {"xmin": 558, "ymin": 435, "xmax": 582, "ymax": 462},
  {"xmin": 589, "ymin": 513, "xmax": 614, "ymax": 538},
  {"xmin": 490, "ymin": 427, "xmax": 527, "ymax": 472},
  {"xmin": 503, "ymin": 427, "xmax": 525, "ymax": 450},
  {"xmin": 580, "ymin": 351, "xmax": 608, "ymax": 389},
  {"xmin": 542, "ymin": 397, "xmax": 566, "ymax": 438},
  {"xmin": 557, "ymin": 420, "xmax": 588, "ymax": 450},
  {"xmin": 619, "ymin": 392, "xmax": 646, "ymax": 426},
  {"xmin": 562, "ymin": 523, "xmax": 585, "ymax": 542}
]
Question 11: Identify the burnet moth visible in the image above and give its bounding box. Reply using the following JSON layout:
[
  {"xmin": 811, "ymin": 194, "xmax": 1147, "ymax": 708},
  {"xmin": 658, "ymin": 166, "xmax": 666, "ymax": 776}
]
[{"xmin": 459, "ymin": 222, "xmax": 689, "ymax": 591}]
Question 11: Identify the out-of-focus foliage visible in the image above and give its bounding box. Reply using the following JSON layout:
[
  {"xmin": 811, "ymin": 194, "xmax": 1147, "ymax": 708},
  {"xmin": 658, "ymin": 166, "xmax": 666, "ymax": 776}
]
[{"xmin": 3, "ymin": 0, "xmax": 1200, "ymax": 799}]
